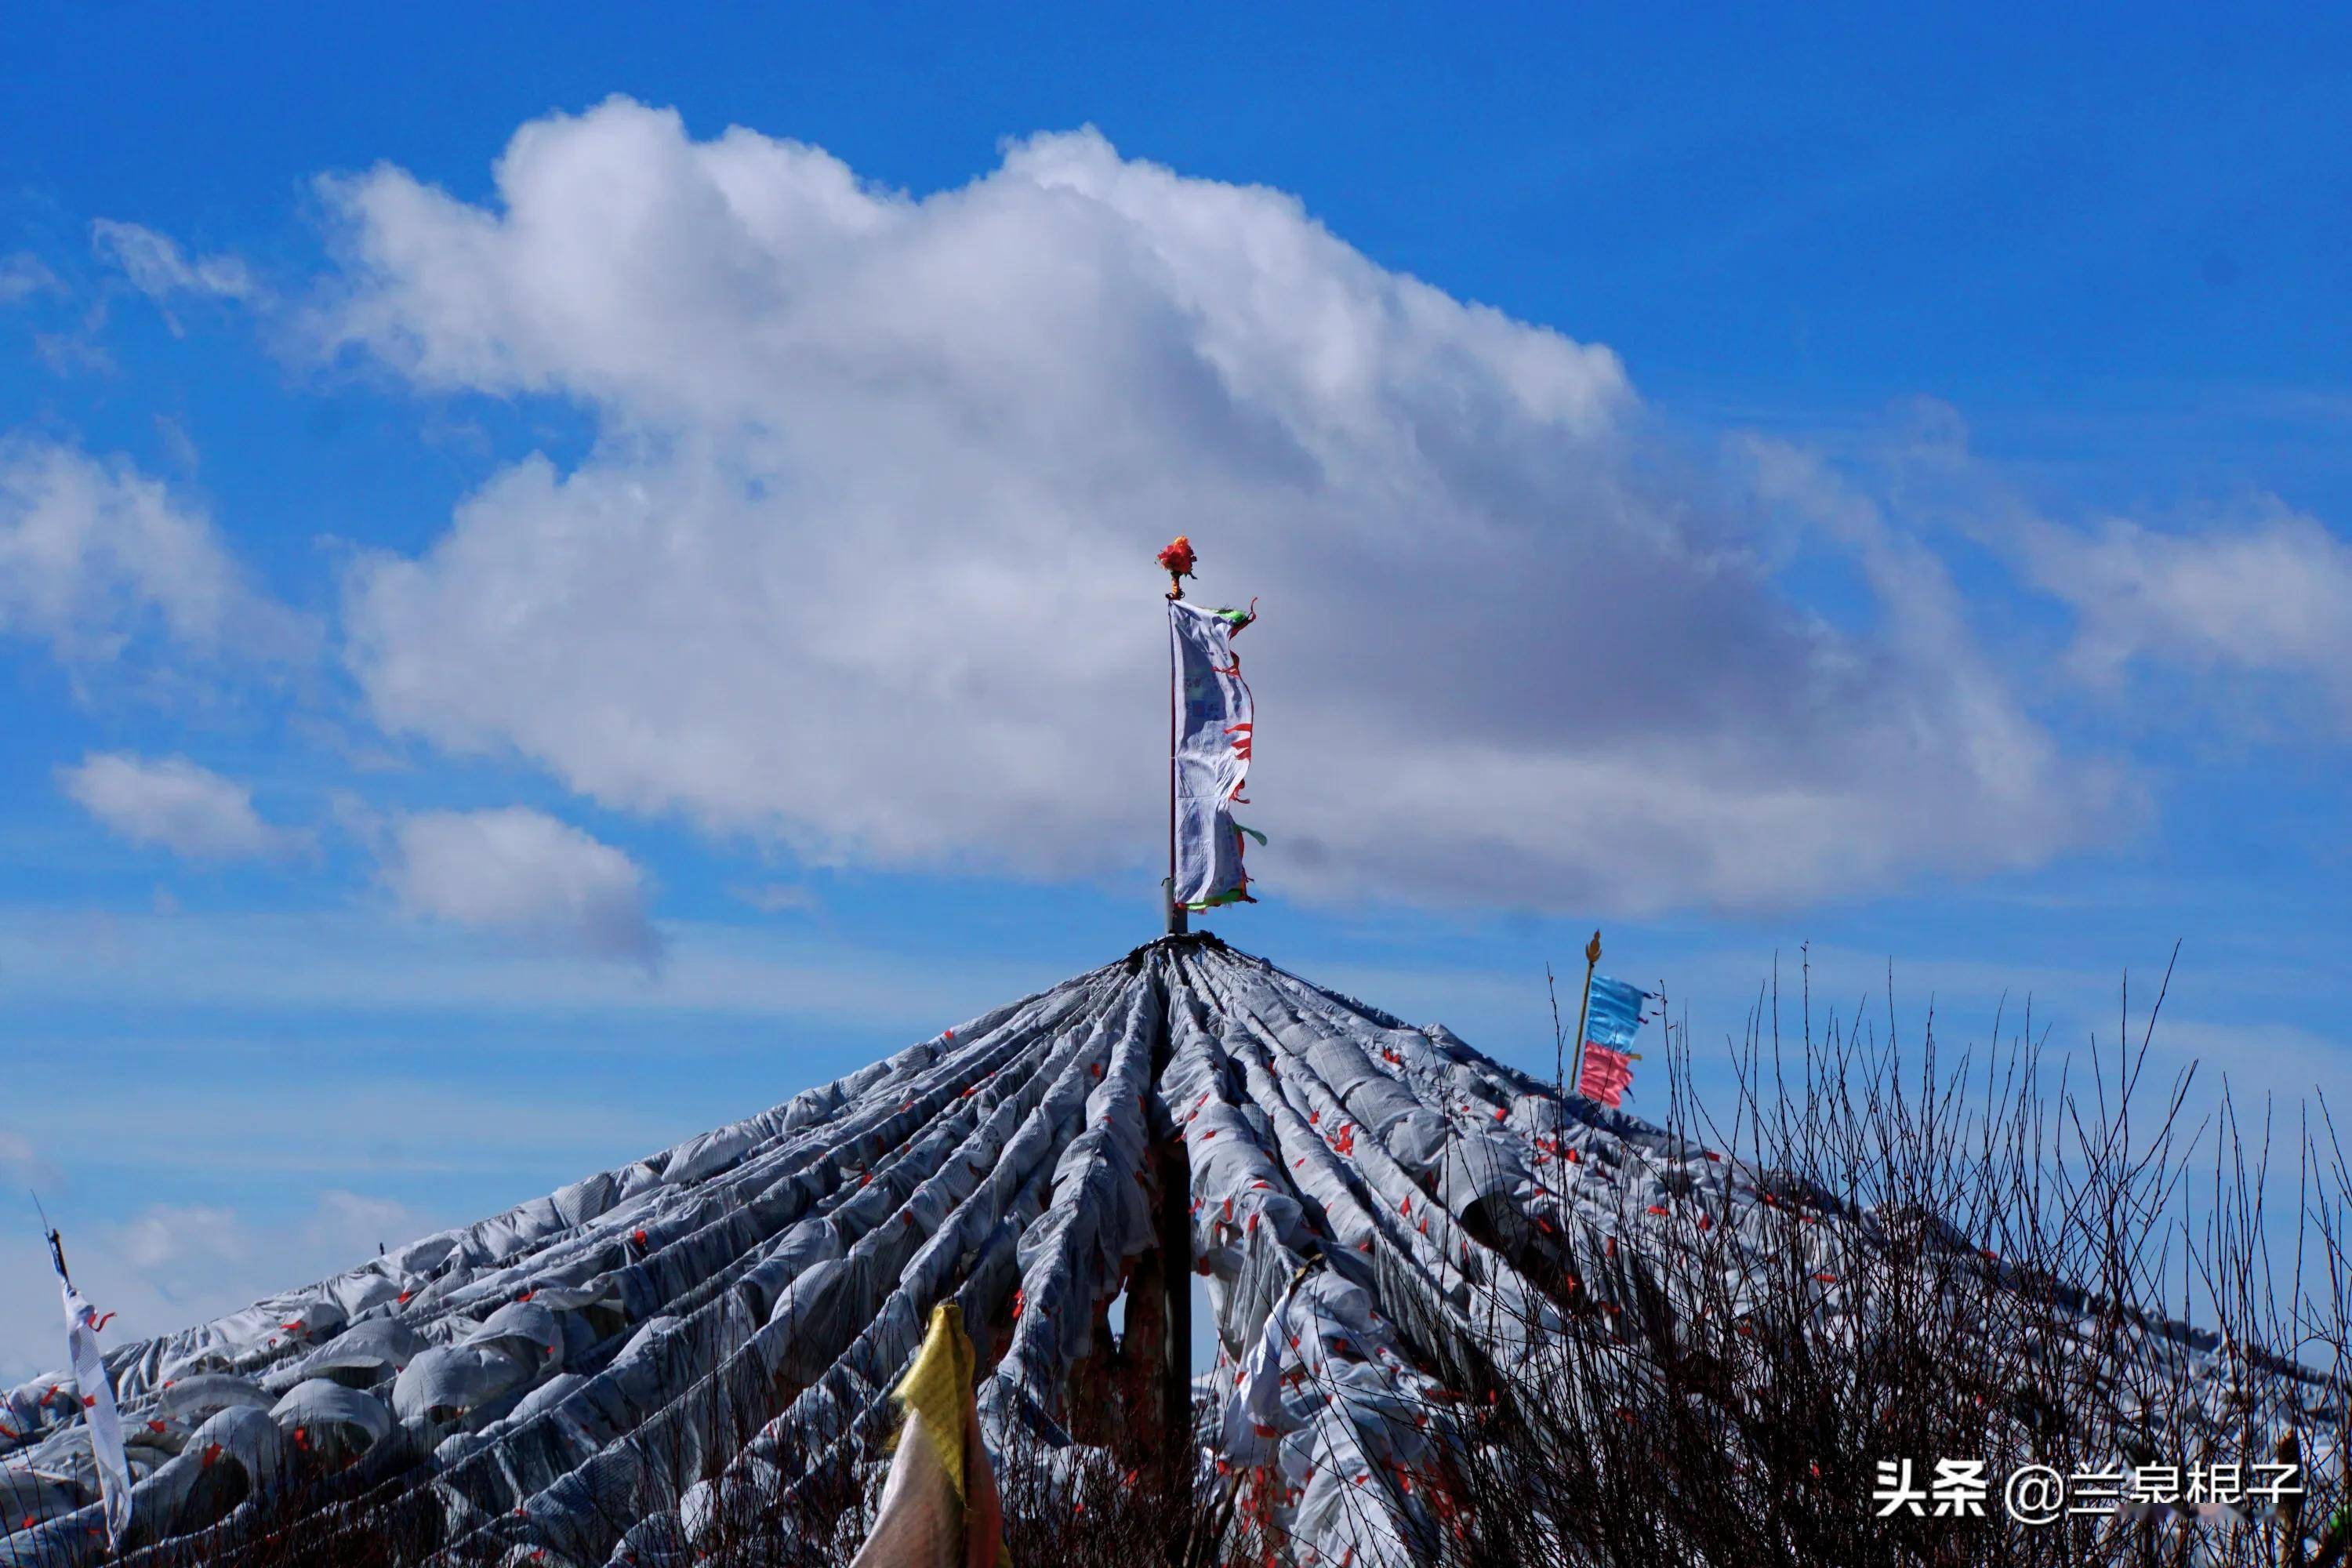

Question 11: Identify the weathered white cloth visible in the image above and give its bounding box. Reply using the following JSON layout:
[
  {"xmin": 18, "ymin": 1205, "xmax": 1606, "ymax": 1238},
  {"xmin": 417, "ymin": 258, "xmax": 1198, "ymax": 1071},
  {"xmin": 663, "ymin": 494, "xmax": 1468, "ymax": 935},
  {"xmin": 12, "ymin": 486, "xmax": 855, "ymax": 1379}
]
[
  {"xmin": 1169, "ymin": 600, "xmax": 1259, "ymax": 908},
  {"xmin": 60, "ymin": 1280, "xmax": 130, "ymax": 1546},
  {"xmin": 1219, "ymin": 1266, "xmax": 1302, "ymax": 1467}
]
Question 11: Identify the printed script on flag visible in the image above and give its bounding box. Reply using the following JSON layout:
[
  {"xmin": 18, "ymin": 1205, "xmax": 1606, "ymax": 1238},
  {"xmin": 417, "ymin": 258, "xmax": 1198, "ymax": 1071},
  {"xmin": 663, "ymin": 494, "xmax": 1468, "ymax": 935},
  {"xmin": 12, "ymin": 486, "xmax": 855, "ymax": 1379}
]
[
  {"xmin": 1577, "ymin": 974, "xmax": 1650, "ymax": 1109},
  {"xmin": 1170, "ymin": 598, "xmax": 1263, "ymax": 908}
]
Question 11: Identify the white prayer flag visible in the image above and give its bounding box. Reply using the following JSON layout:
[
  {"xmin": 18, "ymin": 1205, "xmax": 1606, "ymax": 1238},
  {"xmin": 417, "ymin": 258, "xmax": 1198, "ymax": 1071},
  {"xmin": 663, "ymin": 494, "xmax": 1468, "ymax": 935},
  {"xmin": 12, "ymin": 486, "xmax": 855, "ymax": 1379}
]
[
  {"xmin": 1170, "ymin": 597, "xmax": 1262, "ymax": 909},
  {"xmin": 60, "ymin": 1276, "xmax": 132, "ymax": 1545}
]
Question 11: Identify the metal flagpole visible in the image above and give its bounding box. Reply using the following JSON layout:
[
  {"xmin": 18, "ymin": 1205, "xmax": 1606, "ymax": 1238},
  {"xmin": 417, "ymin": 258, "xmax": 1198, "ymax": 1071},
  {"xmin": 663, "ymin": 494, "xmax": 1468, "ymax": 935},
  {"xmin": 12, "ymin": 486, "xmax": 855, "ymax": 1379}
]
[
  {"xmin": 1165, "ymin": 606, "xmax": 1188, "ymax": 936},
  {"xmin": 1162, "ymin": 540, "xmax": 1190, "ymax": 935},
  {"xmin": 1154, "ymin": 538, "xmax": 1197, "ymax": 1447},
  {"xmin": 1569, "ymin": 929, "xmax": 1600, "ymax": 1096}
]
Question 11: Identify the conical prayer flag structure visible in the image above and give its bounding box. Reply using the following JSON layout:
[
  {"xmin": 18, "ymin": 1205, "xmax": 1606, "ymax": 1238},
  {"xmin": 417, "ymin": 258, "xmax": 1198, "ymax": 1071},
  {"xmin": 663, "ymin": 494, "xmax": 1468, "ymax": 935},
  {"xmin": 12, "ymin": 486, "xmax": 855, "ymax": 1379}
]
[{"xmin": 1, "ymin": 935, "xmax": 2339, "ymax": 1566}]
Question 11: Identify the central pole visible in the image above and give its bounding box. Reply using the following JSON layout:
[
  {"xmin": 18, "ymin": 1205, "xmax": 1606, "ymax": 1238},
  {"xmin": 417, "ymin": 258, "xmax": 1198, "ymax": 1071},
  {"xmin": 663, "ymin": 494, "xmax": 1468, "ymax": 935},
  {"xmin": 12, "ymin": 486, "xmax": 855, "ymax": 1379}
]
[
  {"xmin": 1149, "ymin": 544, "xmax": 1197, "ymax": 1476},
  {"xmin": 1165, "ymin": 589, "xmax": 1188, "ymax": 936}
]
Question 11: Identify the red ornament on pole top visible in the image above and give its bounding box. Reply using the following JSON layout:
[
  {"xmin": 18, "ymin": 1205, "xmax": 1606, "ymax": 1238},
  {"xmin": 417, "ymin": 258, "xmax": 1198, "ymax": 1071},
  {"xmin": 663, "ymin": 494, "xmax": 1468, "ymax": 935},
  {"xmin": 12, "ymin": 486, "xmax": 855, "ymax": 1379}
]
[{"xmin": 1157, "ymin": 535, "xmax": 1196, "ymax": 600}]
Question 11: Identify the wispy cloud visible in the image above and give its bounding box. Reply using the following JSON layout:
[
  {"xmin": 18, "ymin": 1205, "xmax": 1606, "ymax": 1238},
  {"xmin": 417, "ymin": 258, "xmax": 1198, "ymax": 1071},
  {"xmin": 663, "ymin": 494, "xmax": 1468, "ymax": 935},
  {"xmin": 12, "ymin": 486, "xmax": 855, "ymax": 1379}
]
[
  {"xmin": 0, "ymin": 252, "xmax": 61, "ymax": 305},
  {"xmin": 383, "ymin": 807, "xmax": 662, "ymax": 964},
  {"xmin": 0, "ymin": 436, "xmax": 316, "ymax": 669},
  {"xmin": 0, "ymin": 1129, "xmax": 47, "ymax": 1185},
  {"xmin": 733, "ymin": 881, "xmax": 821, "ymax": 915},
  {"xmin": 5, "ymin": 1079, "xmax": 695, "ymax": 1181},
  {"xmin": 60, "ymin": 752, "xmax": 309, "ymax": 861},
  {"xmin": 0, "ymin": 904, "xmax": 1058, "ymax": 1031},
  {"xmin": 2017, "ymin": 504, "xmax": 2352, "ymax": 726},
  {"xmin": 90, "ymin": 218, "xmax": 258, "ymax": 332}
]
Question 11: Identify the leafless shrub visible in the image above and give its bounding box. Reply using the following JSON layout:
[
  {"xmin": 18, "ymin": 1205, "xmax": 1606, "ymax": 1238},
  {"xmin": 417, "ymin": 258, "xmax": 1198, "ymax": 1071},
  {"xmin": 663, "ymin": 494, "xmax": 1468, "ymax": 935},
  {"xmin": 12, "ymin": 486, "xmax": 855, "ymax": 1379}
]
[{"xmin": 1370, "ymin": 949, "xmax": 2352, "ymax": 1568}]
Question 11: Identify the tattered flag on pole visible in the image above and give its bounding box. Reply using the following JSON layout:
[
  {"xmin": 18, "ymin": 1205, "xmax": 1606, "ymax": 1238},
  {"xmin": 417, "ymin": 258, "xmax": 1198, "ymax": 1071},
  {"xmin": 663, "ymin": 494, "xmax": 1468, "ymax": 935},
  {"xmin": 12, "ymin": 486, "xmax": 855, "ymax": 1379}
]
[
  {"xmin": 1576, "ymin": 974, "xmax": 1650, "ymax": 1109},
  {"xmin": 1170, "ymin": 596, "xmax": 1262, "ymax": 909},
  {"xmin": 46, "ymin": 1225, "xmax": 131, "ymax": 1546}
]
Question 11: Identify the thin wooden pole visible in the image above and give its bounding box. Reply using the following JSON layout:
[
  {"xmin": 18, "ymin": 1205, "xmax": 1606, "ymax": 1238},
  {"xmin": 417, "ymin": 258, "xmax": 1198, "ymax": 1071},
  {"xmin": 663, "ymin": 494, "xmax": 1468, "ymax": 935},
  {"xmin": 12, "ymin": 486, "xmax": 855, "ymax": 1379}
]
[
  {"xmin": 1548, "ymin": 962, "xmax": 1566, "ymax": 1098},
  {"xmin": 1568, "ymin": 929, "xmax": 1600, "ymax": 1096}
]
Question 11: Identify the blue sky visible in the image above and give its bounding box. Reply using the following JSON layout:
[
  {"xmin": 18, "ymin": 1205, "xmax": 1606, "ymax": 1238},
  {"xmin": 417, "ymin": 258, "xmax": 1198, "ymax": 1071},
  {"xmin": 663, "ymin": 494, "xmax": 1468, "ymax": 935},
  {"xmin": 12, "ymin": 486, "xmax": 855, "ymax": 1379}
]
[{"xmin": 3, "ymin": 5, "xmax": 2349, "ymax": 1370}]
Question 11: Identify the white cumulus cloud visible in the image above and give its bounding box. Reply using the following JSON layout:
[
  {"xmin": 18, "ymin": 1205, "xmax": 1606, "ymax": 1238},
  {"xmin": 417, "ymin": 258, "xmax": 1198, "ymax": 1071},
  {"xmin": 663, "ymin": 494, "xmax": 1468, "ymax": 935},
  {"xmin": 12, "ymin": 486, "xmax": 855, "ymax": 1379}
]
[
  {"xmin": 60, "ymin": 752, "xmax": 307, "ymax": 861},
  {"xmin": 384, "ymin": 806, "xmax": 661, "ymax": 963},
  {"xmin": 319, "ymin": 100, "xmax": 2099, "ymax": 913}
]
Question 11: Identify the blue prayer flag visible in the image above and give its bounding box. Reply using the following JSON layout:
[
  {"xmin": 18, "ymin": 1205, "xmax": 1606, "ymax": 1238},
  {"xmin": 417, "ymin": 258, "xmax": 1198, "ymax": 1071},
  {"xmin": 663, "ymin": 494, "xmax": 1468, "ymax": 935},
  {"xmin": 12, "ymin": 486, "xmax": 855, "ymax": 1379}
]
[{"xmin": 1584, "ymin": 974, "xmax": 1649, "ymax": 1049}]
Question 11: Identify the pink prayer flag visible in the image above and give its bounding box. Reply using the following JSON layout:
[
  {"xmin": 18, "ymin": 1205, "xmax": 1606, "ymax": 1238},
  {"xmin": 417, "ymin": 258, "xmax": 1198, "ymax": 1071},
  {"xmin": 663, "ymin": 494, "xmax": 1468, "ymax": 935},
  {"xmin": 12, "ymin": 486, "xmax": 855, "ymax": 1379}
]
[{"xmin": 1577, "ymin": 1043, "xmax": 1635, "ymax": 1108}]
